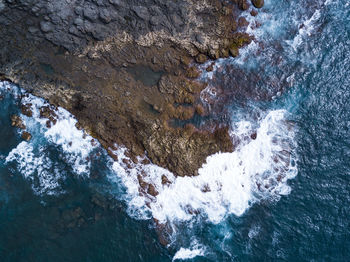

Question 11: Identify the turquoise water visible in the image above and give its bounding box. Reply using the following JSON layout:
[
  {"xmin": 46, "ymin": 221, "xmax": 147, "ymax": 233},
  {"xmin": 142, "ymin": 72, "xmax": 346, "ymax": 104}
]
[{"xmin": 1, "ymin": 0, "xmax": 350, "ymax": 261}]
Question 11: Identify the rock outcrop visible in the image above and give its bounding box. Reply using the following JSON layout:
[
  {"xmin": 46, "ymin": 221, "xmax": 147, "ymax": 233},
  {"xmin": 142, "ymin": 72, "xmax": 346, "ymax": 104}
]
[{"xmin": 0, "ymin": 0, "xmax": 255, "ymax": 176}]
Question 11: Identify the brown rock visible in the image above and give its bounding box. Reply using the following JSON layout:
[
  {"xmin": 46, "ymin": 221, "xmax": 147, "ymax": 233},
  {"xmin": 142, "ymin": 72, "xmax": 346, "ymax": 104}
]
[
  {"xmin": 140, "ymin": 125, "xmax": 234, "ymax": 177},
  {"xmin": 184, "ymin": 123, "xmax": 196, "ymax": 135},
  {"xmin": 220, "ymin": 48, "xmax": 229, "ymax": 58},
  {"xmin": 137, "ymin": 175, "xmax": 148, "ymax": 190},
  {"xmin": 91, "ymin": 194, "xmax": 107, "ymax": 209},
  {"xmin": 21, "ymin": 131, "xmax": 32, "ymax": 141},
  {"xmin": 195, "ymin": 104, "xmax": 206, "ymax": 116},
  {"xmin": 229, "ymin": 47, "xmax": 239, "ymax": 57},
  {"xmin": 0, "ymin": 0, "xmax": 251, "ymax": 181},
  {"xmin": 208, "ymin": 49, "xmax": 220, "ymax": 60},
  {"xmin": 195, "ymin": 54, "xmax": 207, "ymax": 64},
  {"xmin": 230, "ymin": 32, "xmax": 252, "ymax": 48},
  {"xmin": 153, "ymin": 218, "xmax": 173, "ymax": 246},
  {"xmin": 206, "ymin": 62, "xmax": 215, "ymax": 72},
  {"xmin": 11, "ymin": 115, "xmax": 26, "ymax": 129},
  {"xmin": 107, "ymin": 149, "xmax": 119, "ymax": 161},
  {"xmin": 175, "ymin": 106, "xmax": 195, "ymax": 120},
  {"xmin": 251, "ymin": 0, "xmax": 264, "ymax": 8},
  {"xmin": 238, "ymin": 17, "xmax": 249, "ymax": 28},
  {"xmin": 250, "ymin": 10, "xmax": 258, "ymax": 16},
  {"xmin": 180, "ymin": 56, "xmax": 191, "ymax": 66},
  {"xmin": 237, "ymin": 0, "xmax": 249, "ymax": 10},
  {"xmin": 40, "ymin": 106, "xmax": 57, "ymax": 120},
  {"xmin": 161, "ymin": 175, "xmax": 171, "ymax": 185},
  {"xmin": 147, "ymin": 184, "xmax": 159, "ymax": 196},
  {"xmin": 186, "ymin": 66, "xmax": 201, "ymax": 79},
  {"xmin": 141, "ymin": 158, "xmax": 151, "ymax": 165},
  {"xmin": 250, "ymin": 132, "xmax": 257, "ymax": 140},
  {"xmin": 21, "ymin": 104, "xmax": 33, "ymax": 117}
]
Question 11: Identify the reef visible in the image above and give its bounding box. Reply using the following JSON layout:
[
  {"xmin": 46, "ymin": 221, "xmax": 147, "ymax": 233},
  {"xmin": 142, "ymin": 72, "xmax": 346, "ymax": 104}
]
[{"xmin": 0, "ymin": 0, "xmax": 263, "ymax": 176}]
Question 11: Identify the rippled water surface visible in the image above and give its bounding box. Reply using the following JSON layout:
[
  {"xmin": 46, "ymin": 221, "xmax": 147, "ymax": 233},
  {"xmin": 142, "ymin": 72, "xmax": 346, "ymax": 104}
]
[{"xmin": 1, "ymin": 0, "xmax": 349, "ymax": 261}]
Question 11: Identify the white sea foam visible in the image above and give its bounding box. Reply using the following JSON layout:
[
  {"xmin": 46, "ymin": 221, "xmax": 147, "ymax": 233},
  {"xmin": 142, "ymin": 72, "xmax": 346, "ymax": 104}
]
[
  {"xmin": 172, "ymin": 247, "xmax": 205, "ymax": 261},
  {"xmin": 20, "ymin": 93, "xmax": 98, "ymax": 175},
  {"xmin": 173, "ymin": 242, "xmax": 206, "ymax": 261},
  {"xmin": 110, "ymin": 109, "xmax": 297, "ymax": 225},
  {"xmin": 5, "ymin": 141, "xmax": 63, "ymax": 195},
  {"xmin": 248, "ymin": 224, "xmax": 261, "ymax": 239},
  {"xmin": 109, "ymin": 147, "xmax": 176, "ymax": 219},
  {"xmin": 2, "ymin": 82, "xmax": 298, "ymax": 248},
  {"xmin": 3, "ymin": 82, "xmax": 98, "ymax": 195},
  {"xmin": 287, "ymin": 9, "xmax": 322, "ymax": 51},
  {"xmin": 0, "ymin": 81, "xmax": 21, "ymax": 96}
]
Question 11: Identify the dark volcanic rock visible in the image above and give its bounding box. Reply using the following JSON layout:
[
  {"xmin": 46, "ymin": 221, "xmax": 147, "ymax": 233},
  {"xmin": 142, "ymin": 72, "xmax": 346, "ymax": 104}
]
[
  {"xmin": 84, "ymin": 3, "xmax": 99, "ymax": 21},
  {"xmin": 0, "ymin": 0, "xmax": 252, "ymax": 176},
  {"xmin": 40, "ymin": 21, "xmax": 54, "ymax": 33}
]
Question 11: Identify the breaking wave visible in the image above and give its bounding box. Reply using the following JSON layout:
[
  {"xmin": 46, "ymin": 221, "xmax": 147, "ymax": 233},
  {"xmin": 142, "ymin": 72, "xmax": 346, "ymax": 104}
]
[
  {"xmin": 1, "ymin": 81, "xmax": 298, "ymax": 256},
  {"xmin": 110, "ymin": 109, "xmax": 297, "ymax": 225},
  {"xmin": 2, "ymin": 81, "xmax": 99, "ymax": 195}
]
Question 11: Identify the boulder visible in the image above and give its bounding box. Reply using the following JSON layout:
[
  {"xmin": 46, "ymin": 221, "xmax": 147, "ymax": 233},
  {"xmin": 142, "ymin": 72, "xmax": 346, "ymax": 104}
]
[
  {"xmin": 11, "ymin": 115, "xmax": 25, "ymax": 129},
  {"xmin": 251, "ymin": 0, "xmax": 264, "ymax": 8},
  {"xmin": 21, "ymin": 104, "xmax": 33, "ymax": 117},
  {"xmin": 237, "ymin": 0, "xmax": 249, "ymax": 10},
  {"xmin": 21, "ymin": 131, "xmax": 32, "ymax": 141},
  {"xmin": 147, "ymin": 184, "xmax": 158, "ymax": 196}
]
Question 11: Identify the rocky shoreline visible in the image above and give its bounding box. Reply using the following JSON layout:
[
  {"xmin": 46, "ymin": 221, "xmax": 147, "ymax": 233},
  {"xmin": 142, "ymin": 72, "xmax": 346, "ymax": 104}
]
[{"xmin": 0, "ymin": 0, "xmax": 263, "ymax": 176}]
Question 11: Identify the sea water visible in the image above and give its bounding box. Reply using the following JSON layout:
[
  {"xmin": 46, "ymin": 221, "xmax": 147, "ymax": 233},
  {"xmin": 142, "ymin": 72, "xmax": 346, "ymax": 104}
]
[{"xmin": 0, "ymin": 0, "xmax": 349, "ymax": 261}]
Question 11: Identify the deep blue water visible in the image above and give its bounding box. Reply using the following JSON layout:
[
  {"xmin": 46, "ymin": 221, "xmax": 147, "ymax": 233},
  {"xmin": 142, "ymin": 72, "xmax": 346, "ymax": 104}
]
[{"xmin": 1, "ymin": 0, "xmax": 350, "ymax": 261}]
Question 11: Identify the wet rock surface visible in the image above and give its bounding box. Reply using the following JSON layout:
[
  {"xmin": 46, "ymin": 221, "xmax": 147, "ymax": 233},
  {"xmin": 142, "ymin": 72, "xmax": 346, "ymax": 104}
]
[
  {"xmin": 21, "ymin": 131, "xmax": 32, "ymax": 141},
  {"xmin": 0, "ymin": 0, "xmax": 254, "ymax": 176},
  {"xmin": 10, "ymin": 115, "xmax": 26, "ymax": 129},
  {"xmin": 251, "ymin": 0, "xmax": 264, "ymax": 9}
]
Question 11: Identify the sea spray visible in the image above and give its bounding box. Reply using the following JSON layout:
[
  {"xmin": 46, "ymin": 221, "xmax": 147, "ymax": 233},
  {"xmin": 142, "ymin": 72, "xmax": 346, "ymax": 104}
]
[
  {"xmin": 1, "ymin": 81, "xmax": 298, "ymax": 260},
  {"xmin": 112, "ymin": 109, "xmax": 297, "ymax": 225},
  {"xmin": 173, "ymin": 242, "xmax": 206, "ymax": 261},
  {"xmin": 2, "ymin": 81, "xmax": 99, "ymax": 195}
]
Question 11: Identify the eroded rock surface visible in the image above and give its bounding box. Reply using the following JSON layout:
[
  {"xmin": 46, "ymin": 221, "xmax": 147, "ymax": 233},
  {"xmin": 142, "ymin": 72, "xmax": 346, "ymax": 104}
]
[{"xmin": 0, "ymin": 0, "xmax": 254, "ymax": 176}]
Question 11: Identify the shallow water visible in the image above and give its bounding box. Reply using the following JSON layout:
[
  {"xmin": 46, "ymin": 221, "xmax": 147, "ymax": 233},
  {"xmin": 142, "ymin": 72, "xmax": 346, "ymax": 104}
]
[{"xmin": 1, "ymin": 0, "xmax": 350, "ymax": 261}]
